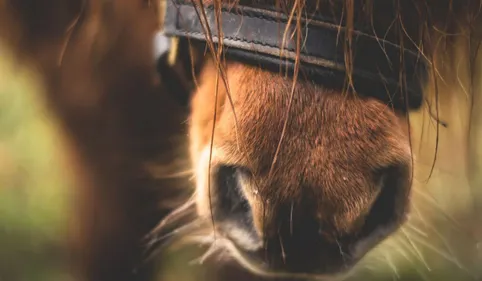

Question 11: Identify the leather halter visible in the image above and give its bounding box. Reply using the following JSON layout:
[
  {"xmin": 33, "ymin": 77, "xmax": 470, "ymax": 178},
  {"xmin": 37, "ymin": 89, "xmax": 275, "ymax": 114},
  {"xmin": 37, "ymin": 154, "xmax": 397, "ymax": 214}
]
[{"xmin": 162, "ymin": 0, "xmax": 428, "ymax": 111}]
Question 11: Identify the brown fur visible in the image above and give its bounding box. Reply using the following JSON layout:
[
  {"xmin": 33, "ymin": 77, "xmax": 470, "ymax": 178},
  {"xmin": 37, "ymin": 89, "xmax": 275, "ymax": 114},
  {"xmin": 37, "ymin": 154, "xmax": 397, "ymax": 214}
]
[{"xmin": 191, "ymin": 60, "xmax": 411, "ymax": 237}]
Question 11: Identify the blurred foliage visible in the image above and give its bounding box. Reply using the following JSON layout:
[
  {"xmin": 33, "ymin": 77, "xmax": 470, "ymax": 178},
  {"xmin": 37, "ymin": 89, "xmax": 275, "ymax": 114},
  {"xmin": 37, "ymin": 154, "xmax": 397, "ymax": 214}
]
[{"xmin": 0, "ymin": 45, "xmax": 72, "ymax": 281}]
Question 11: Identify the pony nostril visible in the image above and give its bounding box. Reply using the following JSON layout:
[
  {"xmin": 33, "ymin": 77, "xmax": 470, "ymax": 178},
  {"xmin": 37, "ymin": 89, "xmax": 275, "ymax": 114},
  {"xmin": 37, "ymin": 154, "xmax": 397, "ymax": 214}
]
[
  {"xmin": 213, "ymin": 165, "xmax": 251, "ymax": 221},
  {"xmin": 355, "ymin": 164, "xmax": 411, "ymax": 249},
  {"xmin": 212, "ymin": 165, "xmax": 261, "ymax": 247}
]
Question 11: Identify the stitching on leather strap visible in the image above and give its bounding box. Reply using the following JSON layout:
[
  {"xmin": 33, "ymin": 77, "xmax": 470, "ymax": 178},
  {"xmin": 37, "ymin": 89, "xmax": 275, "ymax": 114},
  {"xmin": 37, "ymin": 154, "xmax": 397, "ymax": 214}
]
[{"xmin": 162, "ymin": 0, "xmax": 428, "ymax": 110}]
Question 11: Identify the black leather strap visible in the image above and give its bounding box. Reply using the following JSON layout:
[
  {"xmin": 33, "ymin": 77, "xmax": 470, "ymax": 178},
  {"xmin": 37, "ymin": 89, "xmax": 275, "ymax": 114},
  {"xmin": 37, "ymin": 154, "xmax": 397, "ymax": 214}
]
[{"xmin": 162, "ymin": 0, "xmax": 428, "ymax": 110}]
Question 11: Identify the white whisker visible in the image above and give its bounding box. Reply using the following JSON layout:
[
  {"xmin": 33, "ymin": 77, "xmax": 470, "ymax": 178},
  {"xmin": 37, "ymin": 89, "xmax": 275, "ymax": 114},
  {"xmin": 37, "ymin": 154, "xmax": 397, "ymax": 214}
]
[
  {"xmin": 153, "ymin": 219, "xmax": 206, "ymax": 246},
  {"xmin": 412, "ymin": 188, "xmax": 463, "ymax": 230},
  {"xmin": 149, "ymin": 194, "xmax": 197, "ymax": 236},
  {"xmin": 404, "ymin": 230, "xmax": 466, "ymax": 270},
  {"xmin": 279, "ymin": 234, "xmax": 287, "ymax": 264},
  {"xmin": 394, "ymin": 246, "xmax": 431, "ymax": 281},
  {"xmin": 189, "ymin": 240, "xmax": 224, "ymax": 265},
  {"xmin": 183, "ymin": 233, "xmax": 216, "ymax": 245},
  {"xmin": 400, "ymin": 227, "xmax": 432, "ymax": 271},
  {"xmin": 158, "ymin": 169, "xmax": 195, "ymax": 179},
  {"xmin": 410, "ymin": 216, "xmax": 461, "ymax": 264},
  {"xmin": 290, "ymin": 201, "xmax": 294, "ymax": 236},
  {"xmin": 404, "ymin": 222, "xmax": 429, "ymax": 238},
  {"xmin": 409, "ymin": 203, "xmax": 429, "ymax": 228},
  {"xmin": 384, "ymin": 252, "xmax": 401, "ymax": 280}
]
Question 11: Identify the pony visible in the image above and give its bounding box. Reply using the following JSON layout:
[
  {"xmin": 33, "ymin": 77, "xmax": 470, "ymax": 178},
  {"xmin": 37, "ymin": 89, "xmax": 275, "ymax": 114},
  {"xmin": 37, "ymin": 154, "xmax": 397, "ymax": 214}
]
[{"xmin": 0, "ymin": 0, "xmax": 480, "ymax": 281}]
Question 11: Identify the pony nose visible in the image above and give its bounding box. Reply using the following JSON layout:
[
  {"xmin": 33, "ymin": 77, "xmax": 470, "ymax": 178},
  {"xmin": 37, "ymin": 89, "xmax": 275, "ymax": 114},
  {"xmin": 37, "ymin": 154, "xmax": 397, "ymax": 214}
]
[{"xmin": 212, "ymin": 163, "xmax": 410, "ymax": 274}]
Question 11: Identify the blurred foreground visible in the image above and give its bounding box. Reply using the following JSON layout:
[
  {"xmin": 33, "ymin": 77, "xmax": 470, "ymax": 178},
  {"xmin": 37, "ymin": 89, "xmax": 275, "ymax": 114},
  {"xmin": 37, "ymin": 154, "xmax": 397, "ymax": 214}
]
[{"xmin": 0, "ymin": 46, "xmax": 72, "ymax": 281}]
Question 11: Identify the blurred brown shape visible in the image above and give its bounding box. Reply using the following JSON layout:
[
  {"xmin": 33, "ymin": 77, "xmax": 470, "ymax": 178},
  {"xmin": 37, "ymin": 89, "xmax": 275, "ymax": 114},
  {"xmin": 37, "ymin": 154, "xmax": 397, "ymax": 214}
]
[{"xmin": 0, "ymin": 1, "xmax": 186, "ymax": 281}]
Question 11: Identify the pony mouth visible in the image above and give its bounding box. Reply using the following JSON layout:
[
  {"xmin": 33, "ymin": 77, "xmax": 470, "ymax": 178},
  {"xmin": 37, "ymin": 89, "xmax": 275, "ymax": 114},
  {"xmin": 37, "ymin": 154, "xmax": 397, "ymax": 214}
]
[{"xmin": 214, "ymin": 235, "xmax": 354, "ymax": 281}]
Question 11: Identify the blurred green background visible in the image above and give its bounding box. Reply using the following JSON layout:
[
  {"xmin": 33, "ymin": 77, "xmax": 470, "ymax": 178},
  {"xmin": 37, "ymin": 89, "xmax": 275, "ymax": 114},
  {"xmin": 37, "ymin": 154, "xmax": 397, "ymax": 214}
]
[
  {"xmin": 0, "ymin": 46, "xmax": 72, "ymax": 281},
  {"xmin": 0, "ymin": 41, "xmax": 480, "ymax": 281}
]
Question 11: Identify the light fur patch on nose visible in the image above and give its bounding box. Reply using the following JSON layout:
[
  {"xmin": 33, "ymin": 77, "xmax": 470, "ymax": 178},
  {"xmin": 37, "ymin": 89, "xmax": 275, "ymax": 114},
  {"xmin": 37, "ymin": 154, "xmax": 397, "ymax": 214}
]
[
  {"xmin": 195, "ymin": 146, "xmax": 216, "ymax": 218},
  {"xmin": 224, "ymin": 221, "xmax": 263, "ymax": 251},
  {"xmin": 351, "ymin": 225, "xmax": 394, "ymax": 260}
]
